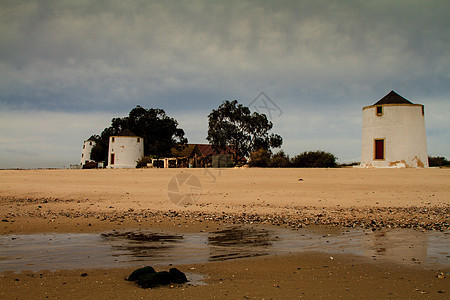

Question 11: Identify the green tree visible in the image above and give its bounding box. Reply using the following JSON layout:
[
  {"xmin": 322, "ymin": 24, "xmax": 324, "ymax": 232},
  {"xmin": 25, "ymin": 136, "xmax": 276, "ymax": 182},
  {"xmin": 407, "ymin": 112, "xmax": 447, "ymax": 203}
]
[
  {"xmin": 249, "ymin": 148, "xmax": 271, "ymax": 167},
  {"xmin": 428, "ymin": 156, "xmax": 450, "ymax": 167},
  {"xmin": 207, "ymin": 100, "xmax": 282, "ymax": 163},
  {"xmin": 269, "ymin": 150, "xmax": 290, "ymax": 167},
  {"xmin": 89, "ymin": 135, "xmax": 106, "ymax": 163},
  {"xmin": 290, "ymin": 151, "xmax": 337, "ymax": 168},
  {"xmin": 90, "ymin": 106, "xmax": 187, "ymax": 163}
]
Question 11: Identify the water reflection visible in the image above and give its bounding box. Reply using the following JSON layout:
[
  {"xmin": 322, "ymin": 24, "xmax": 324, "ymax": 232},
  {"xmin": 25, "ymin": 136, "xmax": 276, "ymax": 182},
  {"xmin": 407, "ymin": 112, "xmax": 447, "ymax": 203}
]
[
  {"xmin": 366, "ymin": 230, "xmax": 428, "ymax": 264},
  {"xmin": 208, "ymin": 227, "xmax": 273, "ymax": 261},
  {"xmin": 101, "ymin": 231, "xmax": 183, "ymax": 260},
  {"xmin": 0, "ymin": 226, "xmax": 448, "ymax": 272}
]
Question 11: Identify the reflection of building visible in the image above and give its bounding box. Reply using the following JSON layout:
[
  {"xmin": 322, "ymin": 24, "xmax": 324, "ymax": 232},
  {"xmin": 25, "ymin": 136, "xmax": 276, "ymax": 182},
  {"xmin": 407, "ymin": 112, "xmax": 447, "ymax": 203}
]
[
  {"xmin": 360, "ymin": 91, "xmax": 428, "ymax": 168},
  {"xmin": 107, "ymin": 129, "xmax": 144, "ymax": 169},
  {"xmin": 365, "ymin": 230, "xmax": 428, "ymax": 265},
  {"xmin": 80, "ymin": 137, "xmax": 96, "ymax": 166}
]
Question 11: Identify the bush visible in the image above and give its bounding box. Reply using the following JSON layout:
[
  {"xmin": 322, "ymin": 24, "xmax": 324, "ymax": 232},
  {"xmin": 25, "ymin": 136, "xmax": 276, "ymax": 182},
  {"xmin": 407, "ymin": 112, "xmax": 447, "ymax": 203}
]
[
  {"xmin": 428, "ymin": 156, "xmax": 450, "ymax": 167},
  {"xmin": 249, "ymin": 148, "xmax": 271, "ymax": 167},
  {"xmin": 338, "ymin": 161, "xmax": 360, "ymax": 167},
  {"xmin": 269, "ymin": 150, "xmax": 290, "ymax": 167},
  {"xmin": 136, "ymin": 156, "xmax": 154, "ymax": 168},
  {"xmin": 290, "ymin": 151, "xmax": 337, "ymax": 168}
]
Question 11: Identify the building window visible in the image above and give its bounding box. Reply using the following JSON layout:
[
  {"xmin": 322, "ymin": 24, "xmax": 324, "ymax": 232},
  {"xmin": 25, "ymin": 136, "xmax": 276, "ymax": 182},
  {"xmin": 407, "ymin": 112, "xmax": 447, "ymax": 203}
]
[
  {"xmin": 137, "ymin": 138, "xmax": 140, "ymax": 143},
  {"xmin": 110, "ymin": 153, "xmax": 115, "ymax": 165},
  {"xmin": 376, "ymin": 106, "xmax": 383, "ymax": 116},
  {"xmin": 82, "ymin": 154, "xmax": 84, "ymax": 158},
  {"xmin": 374, "ymin": 139, "xmax": 385, "ymax": 160},
  {"xmin": 89, "ymin": 142, "xmax": 92, "ymax": 145},
  {"xmin": 422, "ymin": 106, "xmax": 425, "ymax": 116},
  {"xmin": 83, "ymin": 145, "xmax": 85, "ymax": 149},
  {"xmin": 111, "ymin": 137, "xmax": 115, "ymax": 143}
]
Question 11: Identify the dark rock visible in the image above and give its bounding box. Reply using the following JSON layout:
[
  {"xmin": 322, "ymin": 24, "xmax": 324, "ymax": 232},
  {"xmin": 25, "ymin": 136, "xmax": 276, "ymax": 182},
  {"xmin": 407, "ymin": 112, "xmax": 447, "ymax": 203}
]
[
  {"xmin": 127, "ymin": 266, "xmax": 156, "ymax": 281},
  {"xmin": 80, "ymin": 273, "xmax": 88, "ymax": 277},
  {"xmin": 137, "ymin": 271, "xmax": 172, "ymax": 288},
  {"xmin": 127, "ymin": 266, "xmax": 188, "ymax": 288},
  {"xmin": 169, "ymin": 268, "xmax": 188, "ymax": 283}
]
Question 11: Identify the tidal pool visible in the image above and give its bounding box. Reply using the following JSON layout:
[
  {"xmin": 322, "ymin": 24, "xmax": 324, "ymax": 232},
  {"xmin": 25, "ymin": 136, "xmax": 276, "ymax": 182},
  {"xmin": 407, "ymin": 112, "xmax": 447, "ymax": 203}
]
[{"xmin": 0, "ymin": 226, "xmax": 448, "ymax": 272}]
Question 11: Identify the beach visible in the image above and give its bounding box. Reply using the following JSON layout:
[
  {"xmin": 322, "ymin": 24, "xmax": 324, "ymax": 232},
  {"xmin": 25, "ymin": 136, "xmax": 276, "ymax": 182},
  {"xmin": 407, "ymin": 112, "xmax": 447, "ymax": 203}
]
[{"xmin": 1, "ymin": 168, "xmax": 449, "ymax": 298}]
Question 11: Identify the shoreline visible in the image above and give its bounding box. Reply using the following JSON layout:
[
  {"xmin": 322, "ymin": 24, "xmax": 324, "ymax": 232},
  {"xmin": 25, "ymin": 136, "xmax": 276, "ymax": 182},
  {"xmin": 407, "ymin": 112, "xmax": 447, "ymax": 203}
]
[{"xmin": 1, "ymin": 204, "xmax": 449, "ymax": 235}]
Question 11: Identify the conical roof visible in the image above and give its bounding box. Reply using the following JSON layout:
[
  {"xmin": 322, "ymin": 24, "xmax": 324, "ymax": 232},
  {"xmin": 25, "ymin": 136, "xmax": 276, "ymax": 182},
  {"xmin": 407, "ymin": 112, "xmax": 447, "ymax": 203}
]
[
  {"xmin": 117, "ymin": 129, "xmax": 139, "ymax": 137},
  {"xmin": 374, "ymin": 90, "xmax": 413, "ymax": 105}
]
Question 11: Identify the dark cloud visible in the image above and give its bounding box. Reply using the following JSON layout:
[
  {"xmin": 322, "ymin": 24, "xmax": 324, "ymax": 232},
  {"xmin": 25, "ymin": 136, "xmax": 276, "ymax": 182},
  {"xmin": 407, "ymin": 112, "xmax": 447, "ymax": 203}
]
[{"xmin": 0, "ymin": 0, "xmax": 449, "ymax": 167}]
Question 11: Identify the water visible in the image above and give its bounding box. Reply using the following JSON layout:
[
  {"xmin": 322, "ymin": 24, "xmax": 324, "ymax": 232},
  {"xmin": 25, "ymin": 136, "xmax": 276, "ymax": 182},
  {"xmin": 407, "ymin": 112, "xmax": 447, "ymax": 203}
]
[{"xmin": 0, "ymin": 226, "xmax": 448, "ymax": 272}]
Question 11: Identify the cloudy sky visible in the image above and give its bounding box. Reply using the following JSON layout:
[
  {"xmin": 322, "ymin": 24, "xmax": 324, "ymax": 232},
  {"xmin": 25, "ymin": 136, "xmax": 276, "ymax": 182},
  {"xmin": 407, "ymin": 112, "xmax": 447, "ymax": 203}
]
[{"xmin": 1, "ymin": 0, "xmax": 449, "ymax": 168}]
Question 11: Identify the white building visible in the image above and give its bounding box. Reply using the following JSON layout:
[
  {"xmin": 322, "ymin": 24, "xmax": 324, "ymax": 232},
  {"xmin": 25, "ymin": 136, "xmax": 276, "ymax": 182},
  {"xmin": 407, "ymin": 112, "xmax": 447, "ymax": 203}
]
[
  {"xmin": 107, "ymin": 129, "xmax": 144, "ymax": 168},
  {"xmin": 80, "ymin": 138, "xmax": 96, "ymax": 165},
  {"xmin": 360, "ymin": 90, "xmax": 428, "ymax": 168}
]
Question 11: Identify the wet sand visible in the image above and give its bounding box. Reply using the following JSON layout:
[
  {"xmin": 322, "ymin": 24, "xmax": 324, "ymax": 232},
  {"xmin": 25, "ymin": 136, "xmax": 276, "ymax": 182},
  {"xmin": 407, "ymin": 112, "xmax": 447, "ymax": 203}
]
[{"xmin": 0, "ymin": 168, "xmax": 449, "ymax": 298}]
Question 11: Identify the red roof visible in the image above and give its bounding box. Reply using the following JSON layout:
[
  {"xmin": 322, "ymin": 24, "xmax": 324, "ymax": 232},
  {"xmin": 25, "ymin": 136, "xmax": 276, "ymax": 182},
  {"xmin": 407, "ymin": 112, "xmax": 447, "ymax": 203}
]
[
  {"xmin": 171, "ymin": 144, "xmax": 235, "ymax": 157},
  {"xmin": 196, "ymin": 144, "xmax": 234, "ymax": 156}
]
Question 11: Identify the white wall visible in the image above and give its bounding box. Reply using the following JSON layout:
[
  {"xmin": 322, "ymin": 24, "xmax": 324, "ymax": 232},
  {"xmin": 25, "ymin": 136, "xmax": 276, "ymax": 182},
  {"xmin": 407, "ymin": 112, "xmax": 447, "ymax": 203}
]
[
  {"xmin": 107, "ymin": 136, "xmax": 144, "ymax": 168},
  {"xmin": 361, "ymin": 104, "xmax": 428, "ymax": 168},
  {"xmin": 80, "ymin": 140, "xmax": 96, "ymax": 165}
]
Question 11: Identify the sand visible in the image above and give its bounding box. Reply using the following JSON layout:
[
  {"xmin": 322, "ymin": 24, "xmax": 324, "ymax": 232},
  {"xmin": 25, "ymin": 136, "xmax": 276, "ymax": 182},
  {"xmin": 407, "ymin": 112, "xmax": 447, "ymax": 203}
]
[{"xmin": 0, "ymin": 168, "xmax": 449, "ymax": 299}]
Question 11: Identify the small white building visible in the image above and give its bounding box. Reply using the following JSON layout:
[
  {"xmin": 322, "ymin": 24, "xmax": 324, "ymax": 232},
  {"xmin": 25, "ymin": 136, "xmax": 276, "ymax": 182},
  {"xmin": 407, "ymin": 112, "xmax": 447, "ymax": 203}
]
[
  {"xmin": 107, "ymin": 129, "xmax": 144, "ymax": 168},
  {"xmin": 80, "ymin": 137, "xmax": 96, "ymax": 165},
  {"xmin": 360, "ymin": 90, "xmax": 428, "ymax": 168}
]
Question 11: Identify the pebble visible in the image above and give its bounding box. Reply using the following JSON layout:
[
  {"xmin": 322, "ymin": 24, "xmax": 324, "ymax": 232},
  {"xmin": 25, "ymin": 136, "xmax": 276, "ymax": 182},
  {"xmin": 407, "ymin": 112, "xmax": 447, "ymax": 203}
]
[{"xmin": 1, "ymin": 197, "xmax": 449, "ymax": 231}]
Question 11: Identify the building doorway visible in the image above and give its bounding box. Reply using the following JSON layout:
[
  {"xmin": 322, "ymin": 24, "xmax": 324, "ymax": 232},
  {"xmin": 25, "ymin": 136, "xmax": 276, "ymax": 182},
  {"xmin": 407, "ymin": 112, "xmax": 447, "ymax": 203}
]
[{"xmin": 374, "ymin": 139, "xmax": 384, "ymax": 160}]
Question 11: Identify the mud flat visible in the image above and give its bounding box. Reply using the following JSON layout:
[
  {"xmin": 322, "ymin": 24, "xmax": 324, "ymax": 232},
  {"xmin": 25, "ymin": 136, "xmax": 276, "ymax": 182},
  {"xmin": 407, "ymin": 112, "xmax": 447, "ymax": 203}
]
[{"xmin": 0, "ymin": 168, "xmax": 449, "ymax": 298}]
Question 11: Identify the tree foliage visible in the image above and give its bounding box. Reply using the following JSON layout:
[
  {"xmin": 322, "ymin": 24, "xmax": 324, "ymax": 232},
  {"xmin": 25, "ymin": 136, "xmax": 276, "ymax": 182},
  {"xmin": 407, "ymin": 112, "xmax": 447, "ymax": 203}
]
[
  {"xmin": 89, "ymin": 135, "xmax": 106, "ymax": 163},
  {"xmin": 269, "ymin": 150, "xmax": 290, "ymax": 168},
  {"xmin": 207, "ymin": 100, "xmax": 282, "ymax": 163},
  {"xmin": 90, "ymin": 106, "xmax": 187, "ymax": 163},
  {"xmin": 428, "ymin": 156, "xmax": 450, "ymax": 167},
  {"xmin": 248, "ymin": 149, "xmax": 336, "ymax": 168},
  {"xmin": 290, "ymin": 151, "xmax": 337, "ymax": 168},
  {"xmin": 249, "ymin": 148, "xmax": 271, "ymax": 167}
]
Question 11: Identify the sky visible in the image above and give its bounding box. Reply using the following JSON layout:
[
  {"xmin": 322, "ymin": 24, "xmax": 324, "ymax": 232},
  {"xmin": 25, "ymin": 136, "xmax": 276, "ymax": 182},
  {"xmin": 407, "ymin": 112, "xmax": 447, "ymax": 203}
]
[{"xmin": 0, "ymin": 0, "xmax": 449, "ymax": 168}]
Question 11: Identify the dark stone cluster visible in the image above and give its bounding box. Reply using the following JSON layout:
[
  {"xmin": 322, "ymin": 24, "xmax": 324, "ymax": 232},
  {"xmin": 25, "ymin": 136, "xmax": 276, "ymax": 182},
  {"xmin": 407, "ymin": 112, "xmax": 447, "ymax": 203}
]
[{"xmin": 127, "ymin": 266, "xmax": 188, "ymax": 288}]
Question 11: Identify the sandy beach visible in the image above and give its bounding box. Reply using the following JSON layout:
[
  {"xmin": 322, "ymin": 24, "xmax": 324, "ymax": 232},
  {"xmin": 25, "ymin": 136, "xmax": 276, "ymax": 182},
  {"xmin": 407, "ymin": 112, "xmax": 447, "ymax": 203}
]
[{"xmin": 1, "ymin": 168, "xmax": 449, "ymax": 299}]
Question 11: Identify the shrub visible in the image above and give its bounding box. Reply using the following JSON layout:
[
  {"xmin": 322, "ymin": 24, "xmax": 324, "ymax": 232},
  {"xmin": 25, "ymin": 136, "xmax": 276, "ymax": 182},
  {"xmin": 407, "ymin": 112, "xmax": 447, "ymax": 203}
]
[
  {"xmin": 338, "ymin": 161, "xmax": 360, "ymax": 167},
  {"xmin": 249, "ymin": 148, "xmax": 271, "ymax": 167},
  {"xmin": 290, "ymin": 151, "xmax": 337, "ymax": 168},
  {"xmin": 428, "ymin": 156, "xmax": 450, "ymax": 167},
  {"xmin": 269, "ymin": 150, "xmax": 290, "ymax": 168},
  {"xmin": 136, "ymin": 156, "xmax": 154, "ymax": 168}
]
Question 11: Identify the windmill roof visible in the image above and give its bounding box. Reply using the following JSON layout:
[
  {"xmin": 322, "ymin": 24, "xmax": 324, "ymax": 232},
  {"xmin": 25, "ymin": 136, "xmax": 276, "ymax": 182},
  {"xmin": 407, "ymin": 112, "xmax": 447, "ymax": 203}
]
[
  {"xmin": 117, "ymin": 129, "xmax": 139, "ymax": 137},
  {"xmin": 374, "ymin": 90, "xmax": 413, "ymax": 105}
]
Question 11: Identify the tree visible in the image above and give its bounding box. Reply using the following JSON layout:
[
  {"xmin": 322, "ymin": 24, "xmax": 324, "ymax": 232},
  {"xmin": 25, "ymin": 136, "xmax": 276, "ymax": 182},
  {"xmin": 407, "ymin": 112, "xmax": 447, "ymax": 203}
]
[
  {"xmin": 269, "ymin": 150, "xmax": 290, "ymax": 167},
  {"xmin": 89, "ymin": 135, "xmax": 106, "ymax": 163},
  {"xmin": 428, "ymin": 156, "xmax": 450, "ymax": 167},
  {"xmin": 90, "ymin": 106, "xmax": 187, "ymax": 163},
  {"xmin": 249, "ymin": 148, "xmax": 271, "ymax": 167},
  {"xmin": 207, "ymin": 100, "xmax": 282, "ymax": 163},
  {"xmin": 290, "ymin": 151, "xmax": 337, "ymax": 168}
]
